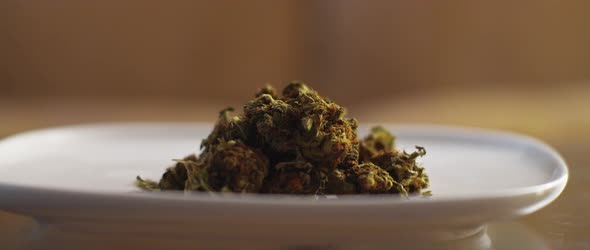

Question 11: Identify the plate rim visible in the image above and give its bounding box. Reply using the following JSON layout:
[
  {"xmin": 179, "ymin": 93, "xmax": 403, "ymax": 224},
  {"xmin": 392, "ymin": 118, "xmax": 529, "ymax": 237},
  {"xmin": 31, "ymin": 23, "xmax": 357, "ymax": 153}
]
[{"xmin": 0, "ymin": 122, "xmax": 569, "ymax": 207}]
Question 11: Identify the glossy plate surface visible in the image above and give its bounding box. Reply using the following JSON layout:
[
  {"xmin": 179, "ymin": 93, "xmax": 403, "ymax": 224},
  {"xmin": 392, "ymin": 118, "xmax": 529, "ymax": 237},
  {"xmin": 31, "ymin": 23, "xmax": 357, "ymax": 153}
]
[{"xmin": 0, "ymin": 123, "xmax": 568, "ymax": 247}]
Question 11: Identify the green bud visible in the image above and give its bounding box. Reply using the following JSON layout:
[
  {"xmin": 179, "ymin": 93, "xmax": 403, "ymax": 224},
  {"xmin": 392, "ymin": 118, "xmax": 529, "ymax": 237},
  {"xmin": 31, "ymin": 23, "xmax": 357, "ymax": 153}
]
[
  {"xmin": 369, "ymin": 146, "xmax": 429, "ymax": 194},
  {"xmin": 359, "ymin": 126, "xmax": 396, "ymax": 162},
  {"xmin": 206, "ymin": 141, "xmax": 269, "ymax": 193},
  {"xmin": 137, "ymin": 82, "xmax": 430, "ymax": 196},
  {"xmin": 262, "ymin": 159, "xmax": 321, "ymax": 194},
  {"xmin": 346, "ymin": 163, "xmax": 394, "ymax": 194}
]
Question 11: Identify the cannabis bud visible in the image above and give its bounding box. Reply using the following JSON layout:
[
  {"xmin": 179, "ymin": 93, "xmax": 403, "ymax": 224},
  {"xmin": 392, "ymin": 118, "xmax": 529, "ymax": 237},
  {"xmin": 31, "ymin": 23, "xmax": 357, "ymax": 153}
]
[
  {"xmin": 207, "ymin": 140, "xmax": 269, "ymax": 192},
  {"xmin": 136, "ymin": 81, "xmax": 430, "ymax": 196}
]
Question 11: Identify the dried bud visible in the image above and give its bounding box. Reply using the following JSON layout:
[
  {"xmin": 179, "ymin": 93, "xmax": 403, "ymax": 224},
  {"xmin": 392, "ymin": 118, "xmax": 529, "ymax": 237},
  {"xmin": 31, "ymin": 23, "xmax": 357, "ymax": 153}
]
[
  {"xmin": 282, "ymin": 81, "xmax": 312, "ymax": 99},
  {"xmin": 338, "ymin": 146, "xmax": 359, "ymax": 169},
  {"xmin": 201, "ymin": 108, "xmax": 250, "ymax": 151},
  {"xmin": 182, "ymin": 156, "xmax": 212, "ymax": 192},
  {"xmin": 359, "ymin": 126, "xmax": 396, "ymax": 162},
  {"xmin": 158, "ymin": 154, "xmax": 197, "ymax": 190},
  {"xmin": 283, "ymin": 82, "xmax": 357, "ymax": 170},
  {"xmin": 135, "ymin": 176, "xmax": 159, "ymax": 191},
  {"xmin": 244, "ymin": 94, "xmax": 297, "ymax": 154},
  {"xmin": 262, "ymin": 159, "xmax": 321, "ymax": 194},
  {"xmin": 346, "ymin": 163, "xmax": 394, "ymax": 194},
  {"xmin": 325, "ymin": 169, "xmax": 356, "ymax": 194},
  {"xmin": 295, "ymin": 119, "xmax": 356, "ymax": 170},
  {"xmin": 255, "ymin": 84, "xmax": 278, "ymax": 99},
  {"xmin": 207, "ymin": 141, "xmax": 270, "ymax": 193},
  {"xmin": 138, "ymin": 81, "xmax": 430, "ymax": 196},
  {"xmin": 369, "ymin": 146, "xmax": 428, "ymax": 194}
]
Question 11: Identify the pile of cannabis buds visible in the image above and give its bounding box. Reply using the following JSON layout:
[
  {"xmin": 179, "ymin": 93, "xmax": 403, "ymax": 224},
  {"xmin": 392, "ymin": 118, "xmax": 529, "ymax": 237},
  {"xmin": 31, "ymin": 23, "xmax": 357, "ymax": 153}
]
[{"xmin": 136, "ymin": 82, "xmax": 430, "ymax": 196}]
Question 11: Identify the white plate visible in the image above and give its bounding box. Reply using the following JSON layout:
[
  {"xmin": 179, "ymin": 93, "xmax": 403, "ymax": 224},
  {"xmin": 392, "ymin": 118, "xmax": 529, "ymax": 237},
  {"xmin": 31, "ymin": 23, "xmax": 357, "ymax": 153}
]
[{"xmin": 0, "ymin": 123, "xmax": 568, "ymax": 249}]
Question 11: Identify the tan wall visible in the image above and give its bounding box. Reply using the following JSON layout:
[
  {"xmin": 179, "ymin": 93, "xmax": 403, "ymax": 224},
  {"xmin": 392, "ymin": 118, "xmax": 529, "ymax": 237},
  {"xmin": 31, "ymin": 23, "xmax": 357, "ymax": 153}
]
[{"xmin": 1, "ymin": 1, "xmax": 589, "ymax": 105}]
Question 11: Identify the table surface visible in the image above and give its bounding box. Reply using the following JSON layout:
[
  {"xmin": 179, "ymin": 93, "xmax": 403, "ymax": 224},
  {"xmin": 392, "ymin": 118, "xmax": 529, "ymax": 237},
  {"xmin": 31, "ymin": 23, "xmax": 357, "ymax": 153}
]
[{"xmin": 1, "ymin": 86, "xmax": 588, "ymax": 249}]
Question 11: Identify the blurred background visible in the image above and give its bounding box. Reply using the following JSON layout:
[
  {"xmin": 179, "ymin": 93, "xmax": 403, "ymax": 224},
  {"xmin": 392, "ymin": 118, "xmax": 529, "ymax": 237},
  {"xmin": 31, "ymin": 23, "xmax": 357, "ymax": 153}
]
[
  {"xmin": 1, "ymin": 1, "xmax": 590, "ymax": 248},
  {"xmin": 1, "ymin": 1, "xmax": 590, "ymax": 138}
]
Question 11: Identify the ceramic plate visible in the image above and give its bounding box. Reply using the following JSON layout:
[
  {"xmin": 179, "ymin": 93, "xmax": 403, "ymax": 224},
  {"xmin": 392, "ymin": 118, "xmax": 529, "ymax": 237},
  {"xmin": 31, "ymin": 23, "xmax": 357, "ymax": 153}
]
[{"xmin": 0, "ymin": 123, "xmax": 568, "ymax": 249}]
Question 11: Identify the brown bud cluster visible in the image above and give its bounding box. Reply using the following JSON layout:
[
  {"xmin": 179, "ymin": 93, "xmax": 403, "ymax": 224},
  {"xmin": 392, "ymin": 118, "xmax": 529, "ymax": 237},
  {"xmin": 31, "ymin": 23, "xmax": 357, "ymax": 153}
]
[{"xmin": 136, "ymin": 82, "xmax": 429, "ymax": 196}]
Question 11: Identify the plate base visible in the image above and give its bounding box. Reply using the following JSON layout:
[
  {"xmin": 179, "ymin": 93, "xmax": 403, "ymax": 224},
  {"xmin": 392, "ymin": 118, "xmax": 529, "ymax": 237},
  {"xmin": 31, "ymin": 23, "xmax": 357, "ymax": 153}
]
[{"xmin": 28, "ymin": 218, "xmax": 489, "ymax": 250}]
